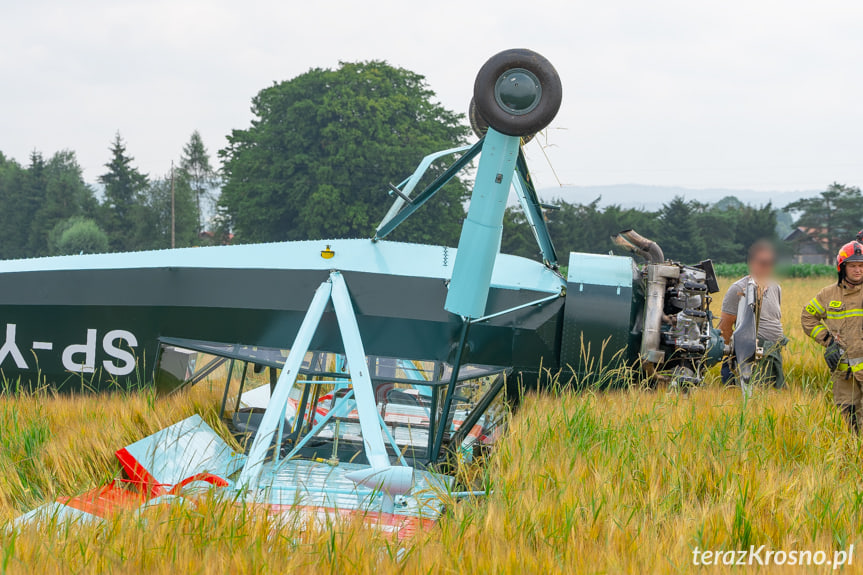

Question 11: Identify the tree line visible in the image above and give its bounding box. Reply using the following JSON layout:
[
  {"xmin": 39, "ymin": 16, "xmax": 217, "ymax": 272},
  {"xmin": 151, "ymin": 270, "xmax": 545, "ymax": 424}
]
[
  {"xmin": 0, "ymin": 130, "xmax": 218, "ymax": 258},
  {"xmin": 503, "ymin": 196, "xmax": 778, "ymax": 264},
  {"xmin": 0, "ymin": 59, "xmax": 855, "ymax": 264},
  {"xmin": 783, "ymin": 183, "xmax": 863, "ymax": 256}
]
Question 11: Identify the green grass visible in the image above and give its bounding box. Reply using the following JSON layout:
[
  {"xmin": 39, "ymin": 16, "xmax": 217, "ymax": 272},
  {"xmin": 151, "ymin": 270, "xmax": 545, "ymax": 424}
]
[
  {"xmin": 714, "ymin": 262, "xmax": 835, "ymax": 278},
  {"xmin": 0, "ymin": 277, "xmax": 859, "ymax": 573}
]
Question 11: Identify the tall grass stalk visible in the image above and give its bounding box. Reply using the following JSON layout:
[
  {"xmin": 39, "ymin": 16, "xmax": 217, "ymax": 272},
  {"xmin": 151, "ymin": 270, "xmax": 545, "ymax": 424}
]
[{"xmin": 0, "ymin": 277, "xmax": 857, "ymax": 573}]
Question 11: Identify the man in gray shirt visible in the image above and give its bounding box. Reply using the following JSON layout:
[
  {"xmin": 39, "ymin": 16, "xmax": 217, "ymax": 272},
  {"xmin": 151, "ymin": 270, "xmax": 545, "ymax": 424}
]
[{"xmin": 718, "ymin": 241, "xmax": 786, "ymax": 388}]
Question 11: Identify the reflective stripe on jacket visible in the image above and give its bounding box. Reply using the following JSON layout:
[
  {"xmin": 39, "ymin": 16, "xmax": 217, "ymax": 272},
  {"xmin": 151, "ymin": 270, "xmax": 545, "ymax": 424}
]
[
  {"xmin": 837, "ymin": 355, "xmax": 863, "ymax": 373},
  {"xmin": 801, "ymin": 283, "xmax": 863, "ymax": 357}
]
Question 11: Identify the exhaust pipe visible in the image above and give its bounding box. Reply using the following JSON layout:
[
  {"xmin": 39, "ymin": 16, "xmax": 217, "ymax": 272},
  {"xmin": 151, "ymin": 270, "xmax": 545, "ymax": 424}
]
[
  {"xmin": 640, "ymin": 263, "xmax": 679, "ymax": 363},
  {"xmin": 612, "ymin": 230, "xmax": 676, "ymax": 364},
  {"xmin": 612, "ymin": 229, "xmax": 664, "ymax": 264}
]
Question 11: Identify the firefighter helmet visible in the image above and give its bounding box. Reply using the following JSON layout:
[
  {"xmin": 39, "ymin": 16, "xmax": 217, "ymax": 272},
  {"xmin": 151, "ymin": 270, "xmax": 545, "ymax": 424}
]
[{"xmin": 837, "ymin": 241, "xmax": 863, "ymax": 272}]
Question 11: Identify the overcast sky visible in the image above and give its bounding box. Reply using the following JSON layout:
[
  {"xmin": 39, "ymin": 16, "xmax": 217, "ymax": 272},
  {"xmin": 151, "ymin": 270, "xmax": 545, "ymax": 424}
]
[{"xmin": 1, "ymin": 0, "xmax": 862, "ymax": 196}]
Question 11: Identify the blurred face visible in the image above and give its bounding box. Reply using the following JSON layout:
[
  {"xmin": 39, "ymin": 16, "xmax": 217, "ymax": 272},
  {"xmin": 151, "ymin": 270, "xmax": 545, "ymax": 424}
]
[
  {"xmin": 748, "ymin": 248, "xmax": 775, "ymax": 281},
  {"xmin": 846, "ymin": 261, "xmax": 863, "ymax": 283}
]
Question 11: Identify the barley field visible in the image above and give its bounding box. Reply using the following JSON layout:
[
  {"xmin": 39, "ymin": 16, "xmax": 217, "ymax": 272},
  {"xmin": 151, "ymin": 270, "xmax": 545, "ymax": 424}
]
[{"xmin": 1, "ymin": 277, "xmax": 862, "ymax": 574}]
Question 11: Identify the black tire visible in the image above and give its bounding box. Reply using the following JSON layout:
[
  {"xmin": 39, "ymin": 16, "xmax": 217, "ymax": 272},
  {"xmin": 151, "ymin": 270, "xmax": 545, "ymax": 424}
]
[
  {"xmin": 473, "ymin": 48, "xmax": 562, "ymax": 137},
  {"xmin": 468, "ymin": 97, "xmax": 490, "ymax": 139},
  {"xmin": 469, "ymin": 97, "xmax": 535, "ymax": 144}
]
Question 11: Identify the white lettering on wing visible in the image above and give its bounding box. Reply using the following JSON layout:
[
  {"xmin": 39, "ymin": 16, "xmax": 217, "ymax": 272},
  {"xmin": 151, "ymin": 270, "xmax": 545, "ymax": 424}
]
[{"xmin": 0, "ymin": 324, "xmax": 27, "ymax": 369}]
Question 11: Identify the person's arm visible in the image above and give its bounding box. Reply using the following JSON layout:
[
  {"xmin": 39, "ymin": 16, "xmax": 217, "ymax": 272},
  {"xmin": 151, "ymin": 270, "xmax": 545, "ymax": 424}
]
[
  {"xmin": 719, "ymin": 282, "xmax": 743, "ymax": 344},
  {"xmin": 718, "ymin": 312, "xmax": 736, "ymax": 344},
  {"xmin": 801, "ymin": 290, "xmax": 830, "ymax": 346}
]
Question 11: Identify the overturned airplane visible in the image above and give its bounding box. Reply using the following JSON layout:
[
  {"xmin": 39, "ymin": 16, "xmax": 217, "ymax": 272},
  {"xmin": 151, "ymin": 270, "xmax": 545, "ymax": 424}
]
[{"xmin": 11, "ymin": 48, "xmax": 736, "ymax": 535}]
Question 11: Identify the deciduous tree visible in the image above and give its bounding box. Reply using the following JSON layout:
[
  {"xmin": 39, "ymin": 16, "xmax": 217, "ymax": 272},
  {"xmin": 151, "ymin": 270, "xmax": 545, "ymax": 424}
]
[
  {"xmin": 51, "ymin": 216, "xmax": 109, "ymax": 255},
  {"xmin": 784, "ymin": 183, "xmax": 863, "ymax": 255},
  {"xmin": 219, "ymin": 61, "xmax": 469, "ymax": 244},
  {"xmin": 28, "ymin": 150, "xmax": 96, "ymax": 256}
]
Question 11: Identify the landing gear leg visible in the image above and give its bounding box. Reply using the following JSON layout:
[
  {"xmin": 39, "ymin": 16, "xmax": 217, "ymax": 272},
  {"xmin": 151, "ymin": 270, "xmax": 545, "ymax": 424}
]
[{"xmin": 430, "ymin": 321, "xmax": 471, "ymax": 464}]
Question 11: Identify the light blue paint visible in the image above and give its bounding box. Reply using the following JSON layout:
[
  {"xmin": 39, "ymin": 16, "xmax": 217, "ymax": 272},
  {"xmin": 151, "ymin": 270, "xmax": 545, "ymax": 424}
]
[
  {"xmin": 512, "ymin": 173, "xmax": 557, "ymax": 267},
  {"xmin": 0, "ymin": 238, "xmax": 563, "ymax": 297},
  {"xmin": 280, "ymin": 389, "xmax": 355, "ymax": 462},
  {"xmin": 121, "ymin": 414, "xmax": 245, "ymax": 485},
  {"xmin": 238, "ymin": 278, "xmax": 333, "ymax": 489},
  {"xmin": 567, "ymin": 252, "xmax": 635, "ymax": 290},
  {"xmin": 445, "ymin": 128, "xmax": 523, "ymax": 318},
  {"xmin": 397, "ymin": 358, "xmax": 432, "ymax": 398},
  {"xmin": 376, "ymin": 144, "xmax": 473, "ymax": 232},
  {"xmin": 328, "ymin": 272, "xmax": 390, "ymax": 469},
  {"xmin": 239, "ymin": 271, "xmax": 405, "ymax": 491},
  {"xmin": 376, "ymin": 409, "xmax": 408, "ymax": 467}
]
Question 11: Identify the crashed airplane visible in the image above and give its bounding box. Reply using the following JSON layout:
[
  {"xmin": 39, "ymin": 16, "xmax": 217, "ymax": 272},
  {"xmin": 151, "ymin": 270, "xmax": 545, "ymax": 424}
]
[{"xmin": 10, "ymin": 48, "xmax": 736, "ymax": 534}]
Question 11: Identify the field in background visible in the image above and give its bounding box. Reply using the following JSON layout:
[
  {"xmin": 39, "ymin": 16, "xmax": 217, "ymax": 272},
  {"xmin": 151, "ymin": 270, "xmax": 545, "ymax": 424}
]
[
  {"xmin": 1, "ymin": 277, "xmax": 862, "ymax": 573},
  {"xmin": 713, "ymin": 263, "xmax": 835, "ymax": 279}
]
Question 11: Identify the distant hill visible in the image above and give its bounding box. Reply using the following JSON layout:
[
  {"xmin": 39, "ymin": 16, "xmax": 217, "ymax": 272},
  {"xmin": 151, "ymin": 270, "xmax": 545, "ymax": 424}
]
[{"xmin": 535, "ymin": 184, "xmax": 816, "ymax": 210}]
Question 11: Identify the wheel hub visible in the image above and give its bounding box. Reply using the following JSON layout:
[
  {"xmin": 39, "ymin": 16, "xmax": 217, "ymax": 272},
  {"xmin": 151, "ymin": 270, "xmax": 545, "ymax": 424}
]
[{"xmin": 494, "ymin": 68, "xmax": 542, "ymax": 116}]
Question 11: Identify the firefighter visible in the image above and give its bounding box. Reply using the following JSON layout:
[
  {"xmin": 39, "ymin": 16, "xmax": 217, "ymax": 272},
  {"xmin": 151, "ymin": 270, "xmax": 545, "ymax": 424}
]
[{"xmin": 801, "ymin": 241, "xmax": 863, "ymax": 432}]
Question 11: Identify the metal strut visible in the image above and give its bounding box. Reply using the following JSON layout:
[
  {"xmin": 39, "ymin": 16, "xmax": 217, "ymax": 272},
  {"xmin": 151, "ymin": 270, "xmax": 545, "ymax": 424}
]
[
  {"xmin": 237, "ymin": 271, "xmax": 398, "ymax": 490},
  {"xmin": 237, "ymin": 279, "xmax": 333, "ymax": 489},
  {"xmin": 513, "ymin": 147, "xmax": 558, "ymax": 268},
  {"xmin": 374, "ymin": 138, "xmax": 484, "ymax": 241},
  {"xmin": 430, "ymin": 320, "xmax": 471, "ymax": 463}
]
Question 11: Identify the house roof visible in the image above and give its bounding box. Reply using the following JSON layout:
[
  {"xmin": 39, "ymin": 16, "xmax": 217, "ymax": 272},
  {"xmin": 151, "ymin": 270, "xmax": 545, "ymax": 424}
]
[{"xmin": 783, "ymin": 227, "xmax": 830, "ymax": 252}]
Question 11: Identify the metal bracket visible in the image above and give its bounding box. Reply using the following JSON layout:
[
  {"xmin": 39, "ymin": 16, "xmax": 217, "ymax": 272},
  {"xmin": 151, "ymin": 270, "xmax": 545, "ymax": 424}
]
[{"xmin": 387, "ymin": 182, "xmax": 414, "ymax": 205}]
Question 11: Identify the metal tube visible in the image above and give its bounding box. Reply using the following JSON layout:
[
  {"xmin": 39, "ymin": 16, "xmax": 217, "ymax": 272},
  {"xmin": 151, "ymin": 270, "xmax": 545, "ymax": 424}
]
[
  {"xmin": 513, "ymin": 148, "xmax": 558, "ymax": 268},
  {"xmin": 445, "ymin": 129, "xmax": 521, "ymax": 319},
  {"xmin": 377, "ymin": 410, "xmax": 408, "ymax": 467},
  {"xmin": 640, "ymin": 265, "xmax": 678, "ymax": 364},
  {"xmin": 431, "ymin": 321, "xmax": 471, "ymax": 463},
  {"xmin": 233, "ymin": 362, "xmax": 248, "ymax": 412},
  {"xmin": 617, "ymin": 229, "xmax": 664, "ymax": 263},
  {"xmin": 281, "ymin": 390, "xmax": 355, "ymax": 462},
  {"xmin": 238, "ymin": 279, "xmax": 333, "ymax": 489},
  {"xmin": 426, "ymin": 384, "xmax": 439, "ymax": 461},
  {"xmin": 376, "ymin": 144, "xmax": 472, "ymax": 231},
  {"xmin": 375, "ymin": 139, "xmax": 484, "ymax": 240},
  {"xmin": 268, "ymin": 366, "xmax": 278, "ymax": 393},
  {"xmin": 218, "ymin": 358, "xmax": 235, "ymax": 419},
  {"xmin": 448, "ymin": 373, "xmax": 506, "ymax": 449},
  {"xmin": 641, "ymin": 269, "xmax": 667, "ymax": 364},
  {"xmin": 184, "ymin": 356, "xmax": 227, "ymax": 388},
  {"xmin": 289, "ymin": 376, "xmax": 313, "ymax": 443},
  {"xmin": 273, "ymin": 400, "xmax": 288, "ymax": 465},
  {"xmin": 330, "ymin": 271, "xmax": 391, "ymax": 469},
  {"xmin": 471, "ymin": 292, "xmax": 562, "ymax": 324}
]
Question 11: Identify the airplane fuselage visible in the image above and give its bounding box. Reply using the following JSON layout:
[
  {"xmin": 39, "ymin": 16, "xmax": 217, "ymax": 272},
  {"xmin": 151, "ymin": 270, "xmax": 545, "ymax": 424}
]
[{"xmin": 0, "ymin": 238, "xmax": 586, "ymax": 390}]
